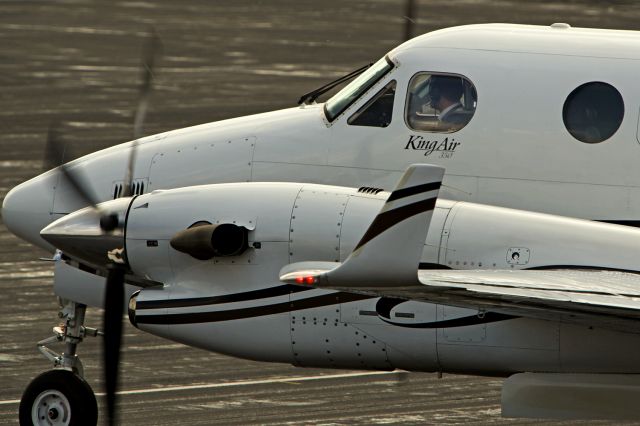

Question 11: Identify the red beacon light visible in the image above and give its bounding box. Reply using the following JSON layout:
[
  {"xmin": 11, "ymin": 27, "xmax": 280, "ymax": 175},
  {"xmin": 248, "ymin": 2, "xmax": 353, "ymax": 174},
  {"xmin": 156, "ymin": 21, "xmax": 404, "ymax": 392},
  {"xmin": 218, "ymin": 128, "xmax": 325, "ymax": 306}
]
[{"xmin": 294, "ymin": 275, "xmax": 317, "ymax": 285}]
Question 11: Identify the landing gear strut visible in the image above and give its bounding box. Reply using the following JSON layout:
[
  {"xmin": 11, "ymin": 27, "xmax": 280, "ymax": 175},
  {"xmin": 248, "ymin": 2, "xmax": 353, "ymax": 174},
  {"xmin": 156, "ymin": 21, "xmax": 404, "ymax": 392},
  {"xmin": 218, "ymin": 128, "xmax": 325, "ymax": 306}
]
[{"xmin": 19, "ymin": 300, "xmax": 99, "ymax": 426}]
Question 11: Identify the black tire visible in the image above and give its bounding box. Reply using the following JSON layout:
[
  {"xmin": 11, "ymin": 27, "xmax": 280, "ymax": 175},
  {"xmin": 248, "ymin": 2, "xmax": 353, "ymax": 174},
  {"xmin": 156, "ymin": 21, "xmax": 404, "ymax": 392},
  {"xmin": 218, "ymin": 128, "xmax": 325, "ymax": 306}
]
[{"xmin": 19, "ymin": 369, "xmax": 98, "ymax": 426}]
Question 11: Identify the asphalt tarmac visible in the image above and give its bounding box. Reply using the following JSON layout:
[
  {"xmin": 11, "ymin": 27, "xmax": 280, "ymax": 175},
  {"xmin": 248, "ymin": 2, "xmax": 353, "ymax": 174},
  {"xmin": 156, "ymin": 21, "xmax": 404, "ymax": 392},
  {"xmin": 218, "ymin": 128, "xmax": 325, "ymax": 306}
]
[{"xmin": 2, "ymin": 0, "xmax": 640, "ymax": 424}]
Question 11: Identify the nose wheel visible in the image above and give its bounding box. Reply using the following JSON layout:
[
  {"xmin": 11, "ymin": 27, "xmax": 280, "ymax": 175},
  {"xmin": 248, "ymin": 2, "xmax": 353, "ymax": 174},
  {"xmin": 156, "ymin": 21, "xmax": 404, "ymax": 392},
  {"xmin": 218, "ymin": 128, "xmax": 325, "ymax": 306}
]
[
  {"xmin": 21, "ymin": 299, "xmax": 100, "ymax": 425},
  {"xmin": 19, "ymin": 369, "xmax": 97, "ymax": 426}
]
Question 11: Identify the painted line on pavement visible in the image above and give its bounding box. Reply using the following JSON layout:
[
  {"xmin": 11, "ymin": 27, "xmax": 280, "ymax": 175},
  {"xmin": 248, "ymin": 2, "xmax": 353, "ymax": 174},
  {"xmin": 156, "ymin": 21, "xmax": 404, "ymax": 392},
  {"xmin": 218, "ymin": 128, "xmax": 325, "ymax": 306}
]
[{"xmin": 0, "ymin": 370, "xmax": 402, "ymax": 405}]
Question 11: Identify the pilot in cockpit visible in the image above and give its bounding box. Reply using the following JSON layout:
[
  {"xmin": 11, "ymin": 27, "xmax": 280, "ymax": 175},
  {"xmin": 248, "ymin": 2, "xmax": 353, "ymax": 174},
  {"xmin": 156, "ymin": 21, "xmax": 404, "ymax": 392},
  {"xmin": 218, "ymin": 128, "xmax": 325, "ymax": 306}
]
[
  {"xmin": 428, "ymin": 76, "xmax": 467, "ymax": 128},
  {"xmin": 409, "ymin": 73, "xmax": 475, "ymax": 132}
]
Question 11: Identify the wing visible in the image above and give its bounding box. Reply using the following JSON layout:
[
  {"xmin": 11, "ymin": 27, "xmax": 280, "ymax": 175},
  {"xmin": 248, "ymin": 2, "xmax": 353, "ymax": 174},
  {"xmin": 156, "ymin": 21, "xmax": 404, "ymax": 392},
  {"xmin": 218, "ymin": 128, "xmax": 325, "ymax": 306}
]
[
  {"xmin": 280, "ymin": 164, "xmax": 640, "ymax": 333},
  {"xmin": 387, "ymin": 269, "xmax": 640, "ymax": 333},
  {"xmin": 282, "ymin": 266, "xmax": 640, "ymax": 334}
]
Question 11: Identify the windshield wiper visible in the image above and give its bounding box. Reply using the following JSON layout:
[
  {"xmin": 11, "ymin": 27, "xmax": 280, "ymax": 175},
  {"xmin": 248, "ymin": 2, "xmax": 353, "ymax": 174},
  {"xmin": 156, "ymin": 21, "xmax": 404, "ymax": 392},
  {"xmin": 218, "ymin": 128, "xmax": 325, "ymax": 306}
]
[{"xmin": 297, "ymin": 63, "xmax": 372, "ymax": 105}]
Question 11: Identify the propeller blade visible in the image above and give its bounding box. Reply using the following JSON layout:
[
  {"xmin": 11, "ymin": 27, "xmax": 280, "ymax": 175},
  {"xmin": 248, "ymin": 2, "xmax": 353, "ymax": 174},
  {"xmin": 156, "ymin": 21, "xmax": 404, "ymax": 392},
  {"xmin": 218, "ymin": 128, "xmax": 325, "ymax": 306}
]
[
  {"xmin": 44, "ymin": 123, "xmax": 100, "ymax": 208},
  {"xmin": 42, "ymin": 123, "xmax": 66, "ymax": 172},
  {"xmin": 124, "ymin": 29, "xmax": 162, "ymax": 197},
  {"xmin": 103, "ymin": 264, "xmax": 125, "ymax": 426},
  {"xmin": 40, "ymin": 31, "xmax": 162, "ymax": 426},
  {"xmin": 403, "ymin": 0, "xmax": 416, "ymax": 41},
  {"xmin": 133, "ymin": 28, "xmax": 161, "ymax": 139},
  {"xmin": 42, "ymin": 30, "xmax": 163, "ymax": 426}
]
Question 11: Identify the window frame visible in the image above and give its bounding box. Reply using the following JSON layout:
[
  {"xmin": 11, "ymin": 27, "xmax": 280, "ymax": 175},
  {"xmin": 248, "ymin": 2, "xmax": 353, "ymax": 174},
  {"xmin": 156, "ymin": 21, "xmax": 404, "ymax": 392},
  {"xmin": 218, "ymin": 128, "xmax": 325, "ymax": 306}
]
[
  {"xmin": 404, "ymin": 71, "xmax": 478, "ymax": 134},
  {"xmin": 324, "ymin": 55, "xmax": 395, "ymax": 123}
]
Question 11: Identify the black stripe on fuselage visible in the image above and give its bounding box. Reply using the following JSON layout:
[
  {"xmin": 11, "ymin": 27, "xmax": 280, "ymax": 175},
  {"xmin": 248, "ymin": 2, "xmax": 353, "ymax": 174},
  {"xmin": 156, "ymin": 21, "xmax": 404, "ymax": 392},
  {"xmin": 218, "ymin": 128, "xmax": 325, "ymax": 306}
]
[
  {"xmin": 136, "ymin": 284, "xmax": 311, "ymax": 310},
  {"xmin": 135, "ymin": 291, "xmax": 518, "ymax": 328},
  {"xmin": 419, "ymin": 262, "xmax": 451, "ymax": 270},
  {"xmin": 600, "ymin": 220, "xmax": 640, "ymax": 228},
  {"xmin": 386, "ymin": 181, "xmax": 441, "ymax": 202},
  {"xmin": 354, "ymin": 197, "xmax": 437, "ymax": 251},
  {"xmin": 135, "ymin": 291, "xmax": 371, "ymax": 325},
  {"xmin": 379, "ymin": 311, "xmax": 518, "ymax": 328},
  {"xmin": 375, "ymin": 296, "xmax": 517, "ymax": 328},
  {"xmin": 526, "ymin": 264, "xmax": 640, "ymax": 274}
]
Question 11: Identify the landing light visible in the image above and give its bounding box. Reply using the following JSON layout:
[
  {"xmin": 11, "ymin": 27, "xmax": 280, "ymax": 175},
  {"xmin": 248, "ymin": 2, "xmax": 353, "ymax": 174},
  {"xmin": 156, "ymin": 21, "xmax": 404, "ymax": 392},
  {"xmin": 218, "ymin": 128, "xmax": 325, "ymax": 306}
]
[{"xmin": 128, "ymin": 291, "xmax": 140, "ymax": 328}]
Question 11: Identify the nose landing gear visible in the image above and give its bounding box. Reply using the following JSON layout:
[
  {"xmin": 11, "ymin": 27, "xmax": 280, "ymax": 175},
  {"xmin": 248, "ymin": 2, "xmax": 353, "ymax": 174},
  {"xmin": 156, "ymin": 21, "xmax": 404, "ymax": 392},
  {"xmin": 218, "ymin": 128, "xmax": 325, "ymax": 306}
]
[{"xmin": 19, "ymin": 300, "xmax": 99, "ymax": 426}]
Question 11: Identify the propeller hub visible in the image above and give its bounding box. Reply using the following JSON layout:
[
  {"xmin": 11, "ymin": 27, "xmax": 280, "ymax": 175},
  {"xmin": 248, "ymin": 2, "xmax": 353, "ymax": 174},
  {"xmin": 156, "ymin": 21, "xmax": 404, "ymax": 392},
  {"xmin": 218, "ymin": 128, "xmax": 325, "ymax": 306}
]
[
  {"xmin": 40, "ymin": 198, "xmax": 133, "ymax": 269},
  {"xmin": 100, "ymin": 213, "xmax": 120, "ymax": 233}
]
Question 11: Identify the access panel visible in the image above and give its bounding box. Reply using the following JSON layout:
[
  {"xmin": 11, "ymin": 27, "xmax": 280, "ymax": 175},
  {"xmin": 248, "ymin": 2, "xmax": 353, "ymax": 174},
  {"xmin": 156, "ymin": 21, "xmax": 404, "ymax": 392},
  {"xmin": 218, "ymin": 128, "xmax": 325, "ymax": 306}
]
[{"xmin": 148, "ymin": 136, "xmax": 255, "ymax": 190}]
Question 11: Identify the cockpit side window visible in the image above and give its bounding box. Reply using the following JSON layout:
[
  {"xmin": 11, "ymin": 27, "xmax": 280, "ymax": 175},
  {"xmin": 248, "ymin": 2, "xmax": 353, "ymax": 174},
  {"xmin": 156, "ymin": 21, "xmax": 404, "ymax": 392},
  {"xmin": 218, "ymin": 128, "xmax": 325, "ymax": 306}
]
[
  {"xmin": 347, "ymin": 80, "xmax": 396, "ymax": 128},
  {"xmin": 325, "ymin": 56, "xmax": 394, "ymax": 122},
  {"xmin": 405, "ymin": 73, "xmax": 477, "ymax": 133}
]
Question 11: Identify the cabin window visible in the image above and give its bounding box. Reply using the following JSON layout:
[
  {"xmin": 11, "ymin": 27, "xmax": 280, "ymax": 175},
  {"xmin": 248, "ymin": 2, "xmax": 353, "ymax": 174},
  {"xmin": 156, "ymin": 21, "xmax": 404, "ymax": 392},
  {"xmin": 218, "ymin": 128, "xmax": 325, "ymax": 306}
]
[
  {"xmin": 324, "ymin": 56, "xmax": 394, "ymax": 122},
  {"xmin": 563, "ymin": 82, "xmax": 624, "ymax": 144},
  {"xmin": 347, "ymin": 80, "xmax": 396, "ymax": 128},
  {"xmin": 405, "ymin": 73, "xmax": 477, "ymax": 133}
]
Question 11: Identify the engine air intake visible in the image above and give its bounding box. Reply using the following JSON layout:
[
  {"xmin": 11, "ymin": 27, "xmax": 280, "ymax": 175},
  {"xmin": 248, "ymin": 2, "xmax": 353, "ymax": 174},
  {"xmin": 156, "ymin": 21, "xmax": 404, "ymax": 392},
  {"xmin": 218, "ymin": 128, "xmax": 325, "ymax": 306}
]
[
  {"xmin": 170, "ymin": 222, "xmax": 248, "ymax": 260},
  {"xmin": 357, "ymin": 186, "xmax": 384, "ymax": 195}
]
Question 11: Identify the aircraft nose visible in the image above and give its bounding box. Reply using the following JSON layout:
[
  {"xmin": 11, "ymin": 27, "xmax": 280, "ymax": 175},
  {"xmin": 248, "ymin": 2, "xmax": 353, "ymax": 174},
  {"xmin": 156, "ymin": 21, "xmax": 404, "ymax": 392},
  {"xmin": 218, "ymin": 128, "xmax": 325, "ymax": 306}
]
[{"xmin": 2, "ymin": 172, "xmax": 57, "ymax": 249}]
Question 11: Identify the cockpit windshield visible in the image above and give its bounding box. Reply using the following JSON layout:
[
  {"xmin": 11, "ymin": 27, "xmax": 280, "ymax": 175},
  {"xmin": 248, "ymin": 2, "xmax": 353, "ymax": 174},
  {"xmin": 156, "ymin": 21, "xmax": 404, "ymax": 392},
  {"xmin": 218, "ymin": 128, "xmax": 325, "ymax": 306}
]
[{"xmin": 324, "ymin": 56, "xmax": 394, "ymax": 122}]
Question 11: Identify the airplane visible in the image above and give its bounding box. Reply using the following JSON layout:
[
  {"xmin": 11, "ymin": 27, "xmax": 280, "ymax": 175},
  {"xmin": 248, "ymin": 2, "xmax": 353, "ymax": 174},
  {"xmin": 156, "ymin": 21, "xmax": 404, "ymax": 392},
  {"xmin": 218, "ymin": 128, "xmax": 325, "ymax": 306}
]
[{"xmin": 4, "ymin": 23, "xmax": 640, "ymax": 423}]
